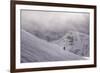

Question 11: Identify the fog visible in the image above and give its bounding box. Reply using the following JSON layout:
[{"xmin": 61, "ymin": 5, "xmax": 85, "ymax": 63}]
[{"xmin": 21, "ymin": 10, "xmax": 89, "ymax": 41}]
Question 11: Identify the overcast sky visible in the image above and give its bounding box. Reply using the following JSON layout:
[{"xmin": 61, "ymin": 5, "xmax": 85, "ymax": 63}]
[{"xmin": 21, "ymin": 10, "xmax": 90, "ymax": 41}]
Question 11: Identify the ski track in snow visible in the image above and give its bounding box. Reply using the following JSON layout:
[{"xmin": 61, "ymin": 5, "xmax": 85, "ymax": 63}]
[{"xmin": 21, "ymin": 29, "xmax": 86, "ymax": 63}]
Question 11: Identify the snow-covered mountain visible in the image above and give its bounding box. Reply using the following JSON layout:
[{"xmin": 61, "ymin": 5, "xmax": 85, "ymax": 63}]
[
  {"xmin": 51, "ymin": 31, "xmax": 89, "ymax": 57},
  {"xmin": 21, "ymin": 29, "xmax": 86, "ymax": 63}
]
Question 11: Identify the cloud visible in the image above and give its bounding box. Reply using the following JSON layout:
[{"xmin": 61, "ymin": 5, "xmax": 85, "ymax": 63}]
[{"xmin": 21, "ymin": 10, "xmax": 89, "ymax": 41}]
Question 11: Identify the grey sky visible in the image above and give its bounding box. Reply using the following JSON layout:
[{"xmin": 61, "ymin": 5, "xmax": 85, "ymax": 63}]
[{"xmin": 21, "ymin": 10, "xmax": 90, "ymax": 41}]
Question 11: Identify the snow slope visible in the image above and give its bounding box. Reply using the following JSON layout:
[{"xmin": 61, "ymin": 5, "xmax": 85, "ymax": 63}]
[
  {"xmin": 21, "ymin": 29, "xmax": 85, "ymax": 63},
  {"xmin": 51, "ymin": 31, "xmax": 89, "ymax": 57}
]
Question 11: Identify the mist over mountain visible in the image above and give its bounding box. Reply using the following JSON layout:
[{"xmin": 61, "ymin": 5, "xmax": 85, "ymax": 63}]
[{"xmin": 21, "ymin": 10, "xmax": 89, "ymax": 42}]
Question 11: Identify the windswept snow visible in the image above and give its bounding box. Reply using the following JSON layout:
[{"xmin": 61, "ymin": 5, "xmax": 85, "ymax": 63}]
[{"xmin": 21, "ymin": 29, "xmax": 85, "ymax": 63}]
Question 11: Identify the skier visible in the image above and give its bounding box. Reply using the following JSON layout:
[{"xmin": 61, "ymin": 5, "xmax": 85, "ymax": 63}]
[{"xmin": 63, "ymin": 46, "xmax": 66, "ymax": 50}]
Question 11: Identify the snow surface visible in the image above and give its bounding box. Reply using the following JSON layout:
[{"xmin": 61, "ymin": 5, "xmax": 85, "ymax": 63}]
[
  {"xmin": 52, "ymin": 31, "xmax": 89, "ymax": 57},
  {"xmin": 21, "ymin": 29, "xmax": 86, "ymax": 63}
]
